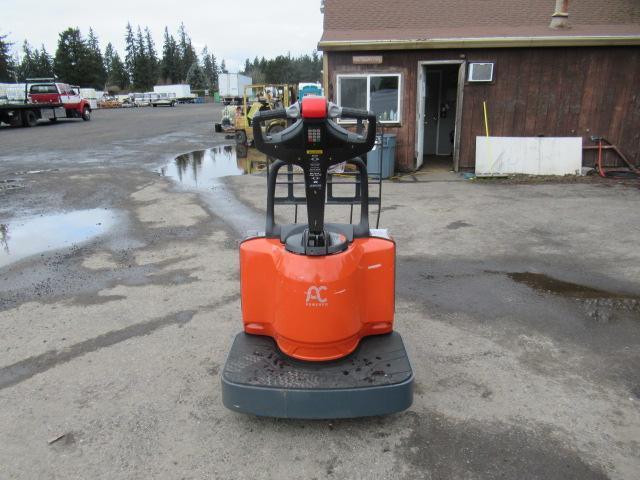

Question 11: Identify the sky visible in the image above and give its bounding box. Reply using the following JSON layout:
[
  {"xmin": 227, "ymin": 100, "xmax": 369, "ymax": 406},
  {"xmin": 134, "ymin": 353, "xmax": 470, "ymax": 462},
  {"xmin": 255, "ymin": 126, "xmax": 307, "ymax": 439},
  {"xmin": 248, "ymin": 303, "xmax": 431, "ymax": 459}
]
[{"xmin": 1, "ymin": 0, "xmax": 324, "ymax": 72}]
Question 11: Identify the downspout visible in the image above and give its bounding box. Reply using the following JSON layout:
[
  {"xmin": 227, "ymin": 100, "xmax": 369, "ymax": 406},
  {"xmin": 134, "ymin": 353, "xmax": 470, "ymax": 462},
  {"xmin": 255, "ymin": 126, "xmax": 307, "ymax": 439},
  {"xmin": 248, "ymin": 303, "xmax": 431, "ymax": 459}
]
[
  {"xmin": 322, "ymin": 53, "xmax": 329, "ymax": 100},
  {"xmin": 550, "ymin": 0, "xmax": 570, "ymax": 29},
  {"xmin": 320, "ymin": 0, "xmax": 328, "ymax": 97}
]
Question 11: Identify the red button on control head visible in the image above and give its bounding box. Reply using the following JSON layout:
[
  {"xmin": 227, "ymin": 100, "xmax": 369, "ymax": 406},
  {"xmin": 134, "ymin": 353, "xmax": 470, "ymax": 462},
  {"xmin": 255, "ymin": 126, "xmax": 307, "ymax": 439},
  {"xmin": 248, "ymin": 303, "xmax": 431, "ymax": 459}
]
[{"xmin": 301, "ymin": 96, "xmax": 327, "ymax": 119}]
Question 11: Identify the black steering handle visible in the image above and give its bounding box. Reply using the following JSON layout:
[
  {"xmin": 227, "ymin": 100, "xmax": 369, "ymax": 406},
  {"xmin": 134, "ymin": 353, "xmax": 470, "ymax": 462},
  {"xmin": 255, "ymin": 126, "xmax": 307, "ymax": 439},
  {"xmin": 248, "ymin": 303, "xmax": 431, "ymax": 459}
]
[
  {"xmin": 339, "ymin": 106, "xmax": 372, "ymax": 121},
  {"xmin": 253, "ymin": 101, "xmax": 376, "ymax": 164},
  {"xmin": 253, "ymin": 108, "xmax": 287, "ymax": 122}
]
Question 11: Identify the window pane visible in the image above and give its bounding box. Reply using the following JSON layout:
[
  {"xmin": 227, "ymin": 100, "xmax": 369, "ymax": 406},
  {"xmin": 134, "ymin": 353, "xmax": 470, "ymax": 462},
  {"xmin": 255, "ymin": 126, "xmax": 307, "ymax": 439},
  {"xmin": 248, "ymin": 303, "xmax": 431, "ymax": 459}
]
[
  {"xmin": 370, "ymin": 76, "xmax": 399, "ymax": 122},
  {"xmin": 338, "ymin": 77, "xmax": 367, "ymax": 110},
  {"xmin": 30, "ymin": 84, "xmax": 58, "ymax": 94}
]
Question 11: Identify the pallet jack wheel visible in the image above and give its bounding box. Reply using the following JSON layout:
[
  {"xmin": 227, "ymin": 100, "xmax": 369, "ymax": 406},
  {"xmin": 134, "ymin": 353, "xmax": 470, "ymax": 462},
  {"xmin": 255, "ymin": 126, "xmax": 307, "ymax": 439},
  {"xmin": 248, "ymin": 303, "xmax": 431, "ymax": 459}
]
[{"xmin": 235, "ymin": 130, "xmax": 247, "ymax": 145}]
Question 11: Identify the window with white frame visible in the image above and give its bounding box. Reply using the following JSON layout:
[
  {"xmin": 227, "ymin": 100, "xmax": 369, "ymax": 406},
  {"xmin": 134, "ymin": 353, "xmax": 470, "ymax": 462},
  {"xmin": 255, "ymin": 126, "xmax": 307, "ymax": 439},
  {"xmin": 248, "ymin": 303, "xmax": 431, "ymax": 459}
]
[{"xmin": 336, "ymin": 74, "xmax": 401, "ymax": 123}]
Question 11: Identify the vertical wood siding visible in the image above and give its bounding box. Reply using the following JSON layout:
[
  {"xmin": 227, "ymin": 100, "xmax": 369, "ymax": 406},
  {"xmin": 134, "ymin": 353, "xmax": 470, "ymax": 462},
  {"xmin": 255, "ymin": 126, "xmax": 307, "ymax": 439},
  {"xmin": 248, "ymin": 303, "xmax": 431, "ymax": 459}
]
[{"xmin": 326, "ymin": 47, "xmax": 640, "ymax": 171}]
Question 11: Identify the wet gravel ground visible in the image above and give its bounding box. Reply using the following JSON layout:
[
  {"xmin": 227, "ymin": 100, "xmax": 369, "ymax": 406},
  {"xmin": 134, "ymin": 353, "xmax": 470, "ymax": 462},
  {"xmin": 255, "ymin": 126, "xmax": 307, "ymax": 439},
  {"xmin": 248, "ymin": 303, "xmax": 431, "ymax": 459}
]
[{"xmin": 1, "ymin": 105, "xmax": 640, "ymax": 479}]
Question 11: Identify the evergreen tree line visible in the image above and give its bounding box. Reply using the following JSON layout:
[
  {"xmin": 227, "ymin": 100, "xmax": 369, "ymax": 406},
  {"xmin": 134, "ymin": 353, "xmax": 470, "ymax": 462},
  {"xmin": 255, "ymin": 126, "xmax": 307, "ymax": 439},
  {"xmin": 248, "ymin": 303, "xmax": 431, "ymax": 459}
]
[
  {"xmin": 241, "ymin": 52, "xmax": 322, "ymax": 85},
  {"xmin": 0, "ymin": 26, "xmax": 322, "ymax": 92},
  {"xmin": 0, "ymin": 24, "xmax": 221, "ymax": 92}
]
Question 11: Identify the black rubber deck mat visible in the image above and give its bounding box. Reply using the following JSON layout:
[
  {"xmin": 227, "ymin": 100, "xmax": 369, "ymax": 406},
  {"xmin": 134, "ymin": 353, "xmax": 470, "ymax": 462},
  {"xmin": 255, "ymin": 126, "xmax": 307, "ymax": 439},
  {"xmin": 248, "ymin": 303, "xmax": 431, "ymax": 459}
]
[{"xmin": 221, "ymin": 332, "xmax": 414, "ymax": 418}]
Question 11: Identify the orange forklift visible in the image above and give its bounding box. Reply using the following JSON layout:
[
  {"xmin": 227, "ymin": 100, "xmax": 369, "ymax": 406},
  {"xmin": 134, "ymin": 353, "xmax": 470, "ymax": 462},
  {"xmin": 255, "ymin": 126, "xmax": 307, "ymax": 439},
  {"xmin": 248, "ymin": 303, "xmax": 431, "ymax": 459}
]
[{"xmin": 221, "ymin": 96, "xmax": 413, "ymax": 418}]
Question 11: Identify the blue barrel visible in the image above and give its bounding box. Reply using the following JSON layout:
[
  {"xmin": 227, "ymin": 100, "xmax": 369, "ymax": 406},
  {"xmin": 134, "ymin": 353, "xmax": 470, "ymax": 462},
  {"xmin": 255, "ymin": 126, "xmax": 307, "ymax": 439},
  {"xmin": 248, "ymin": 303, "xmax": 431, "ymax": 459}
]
[{"xmin": 366, "ymin": 134, "xmax": 396, "ymax": 179}]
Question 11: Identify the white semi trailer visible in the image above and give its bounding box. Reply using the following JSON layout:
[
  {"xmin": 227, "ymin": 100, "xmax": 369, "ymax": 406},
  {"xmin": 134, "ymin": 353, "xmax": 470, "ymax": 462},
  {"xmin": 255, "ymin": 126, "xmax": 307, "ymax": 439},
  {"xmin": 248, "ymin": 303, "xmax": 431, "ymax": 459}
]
[
  {"xmin": 218, "ymin": 73, "xmax": 252, "ymax": 105},
  {"xmin": 153, "ymin": 84, "xmax": 194, "ymax": 103}
]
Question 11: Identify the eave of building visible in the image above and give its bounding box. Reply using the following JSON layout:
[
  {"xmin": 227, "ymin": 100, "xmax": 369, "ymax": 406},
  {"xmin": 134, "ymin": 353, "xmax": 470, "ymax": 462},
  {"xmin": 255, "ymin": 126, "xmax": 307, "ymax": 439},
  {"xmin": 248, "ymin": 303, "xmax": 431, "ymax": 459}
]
[{"xmin": 318, "ymin": 35, "xmax": 640, "ymax": 51}]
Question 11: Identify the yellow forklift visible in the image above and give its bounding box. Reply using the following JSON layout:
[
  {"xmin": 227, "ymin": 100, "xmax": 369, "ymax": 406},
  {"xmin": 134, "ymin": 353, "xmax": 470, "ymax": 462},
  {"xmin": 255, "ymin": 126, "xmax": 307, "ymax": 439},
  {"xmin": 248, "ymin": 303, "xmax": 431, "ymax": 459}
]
[{"xmin": 215, "ymin": 84, "xmax": 297, "ymax": 145}]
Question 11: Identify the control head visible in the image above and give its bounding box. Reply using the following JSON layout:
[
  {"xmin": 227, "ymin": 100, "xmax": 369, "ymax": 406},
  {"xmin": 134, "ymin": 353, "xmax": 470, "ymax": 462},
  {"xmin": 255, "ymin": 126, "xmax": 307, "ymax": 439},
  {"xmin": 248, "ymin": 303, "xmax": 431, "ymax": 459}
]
[
  {"xmin": 252, "ymin": 97, "xmax": 377, "ymax": 255},
  {"xmin": 252, "ymin": 96, "xmax": 377, "ymax": 166}
]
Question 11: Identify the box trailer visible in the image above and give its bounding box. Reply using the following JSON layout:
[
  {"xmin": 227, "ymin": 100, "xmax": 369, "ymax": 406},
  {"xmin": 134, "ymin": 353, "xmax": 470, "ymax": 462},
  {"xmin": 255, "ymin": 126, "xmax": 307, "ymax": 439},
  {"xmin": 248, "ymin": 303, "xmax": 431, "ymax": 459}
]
[
  {"xmin": 80, "ymin": 88, "xmax": 97, "ymax": 99},
  {"xmin": 0, "ymin": 83, "xmax": 27, "ymax": 103},
  {"xmin": 218, "ymin": 73, "xmax": 252, "ymax": 105},
  {"xmin": 79, "ymin": 88, "xmax": 98, "ymax": 109},
  {"xmin": 153, "ymin": 84, "xmax": 193, "ymax": 102}
]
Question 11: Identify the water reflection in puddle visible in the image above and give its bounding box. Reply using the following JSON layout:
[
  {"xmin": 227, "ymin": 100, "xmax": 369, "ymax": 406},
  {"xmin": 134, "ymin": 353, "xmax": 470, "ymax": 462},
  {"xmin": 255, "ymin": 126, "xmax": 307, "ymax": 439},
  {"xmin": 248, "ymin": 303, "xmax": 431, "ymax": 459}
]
[
  {"xmin": 0, "ymin": 209, "xmax": 118, "ymax": 268},
  {"xmin": 159, "ymin": 145, "xmax": 268, "ymax": 189},
  {"xmin": 507, "ymin": 272, "xmax": 640, "ymax": 300},
  {"xmin": 506, "ymin": 271, "xmax": 640, "ymax": 322}
]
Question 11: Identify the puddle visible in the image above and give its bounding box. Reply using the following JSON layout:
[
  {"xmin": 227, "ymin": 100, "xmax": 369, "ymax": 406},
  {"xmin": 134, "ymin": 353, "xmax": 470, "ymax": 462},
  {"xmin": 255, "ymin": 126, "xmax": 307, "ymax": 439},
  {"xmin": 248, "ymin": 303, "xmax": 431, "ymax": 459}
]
[
  {"xmin": 507, "ymin": 272, "xmax": 640, "ymax": 323},
  {"xmin": 0, "ymin": 209, "xmax": 118, "ymax": 268},
  {"xmin": 159, "ymin": 145, "xmax": 267, "ymax": 189},
  {"xmin": 507, "ymin": 272, "xmax": 639, "ymax": 300},
  {"xmin": 159, "ymin": 145, "xmax": 268, "ymax": 235}
]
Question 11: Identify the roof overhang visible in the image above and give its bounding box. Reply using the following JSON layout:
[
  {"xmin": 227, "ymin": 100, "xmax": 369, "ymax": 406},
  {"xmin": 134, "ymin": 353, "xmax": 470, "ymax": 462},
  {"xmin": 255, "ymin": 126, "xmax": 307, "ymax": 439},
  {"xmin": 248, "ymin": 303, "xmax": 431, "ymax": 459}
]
[{"xmin": 318, "ymin": 35, "xmax": 640, "ymax": 51}]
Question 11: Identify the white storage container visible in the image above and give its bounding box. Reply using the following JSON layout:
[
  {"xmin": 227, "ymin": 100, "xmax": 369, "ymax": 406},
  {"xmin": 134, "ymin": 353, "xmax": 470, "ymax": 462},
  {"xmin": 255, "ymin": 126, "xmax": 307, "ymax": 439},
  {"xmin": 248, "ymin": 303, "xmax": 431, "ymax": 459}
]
[
  {"xmin": 2, "ymin": 83, "xmax": 27, "ymax": 102},
  {"xmin": 80, "ymin": 88, "xmax": 97, "ymax": 99},
  {"xmin": 153, "ymin": 84, "xmax": 191, "ymax": 99},
  {"xmin": 218, "ymin": 74, "xmax": 252, "ymax": 98}
]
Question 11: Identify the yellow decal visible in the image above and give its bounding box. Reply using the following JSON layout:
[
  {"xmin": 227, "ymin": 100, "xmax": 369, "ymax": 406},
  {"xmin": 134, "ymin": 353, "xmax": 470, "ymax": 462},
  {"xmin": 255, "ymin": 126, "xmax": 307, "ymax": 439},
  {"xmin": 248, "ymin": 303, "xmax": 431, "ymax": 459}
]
[{"xmin": 306, "ymin": 149, "xmax": 323, "ymax": 155}]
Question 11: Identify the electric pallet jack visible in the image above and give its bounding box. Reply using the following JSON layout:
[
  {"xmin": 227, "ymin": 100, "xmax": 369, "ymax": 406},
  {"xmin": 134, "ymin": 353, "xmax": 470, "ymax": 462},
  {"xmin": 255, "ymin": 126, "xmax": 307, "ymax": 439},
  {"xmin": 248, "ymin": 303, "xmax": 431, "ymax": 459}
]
[{"xmin": 221, "ymin": 96, "xmax": 414, "ymax": 418}]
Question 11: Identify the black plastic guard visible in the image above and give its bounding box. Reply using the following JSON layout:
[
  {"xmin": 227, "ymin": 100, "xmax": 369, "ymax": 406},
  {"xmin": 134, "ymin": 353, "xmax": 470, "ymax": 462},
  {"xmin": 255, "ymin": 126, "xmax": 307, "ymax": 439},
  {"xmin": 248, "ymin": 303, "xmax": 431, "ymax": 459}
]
[{"xmin": 221, "ymin": 332, "xmax": 414, "ymax": 419}]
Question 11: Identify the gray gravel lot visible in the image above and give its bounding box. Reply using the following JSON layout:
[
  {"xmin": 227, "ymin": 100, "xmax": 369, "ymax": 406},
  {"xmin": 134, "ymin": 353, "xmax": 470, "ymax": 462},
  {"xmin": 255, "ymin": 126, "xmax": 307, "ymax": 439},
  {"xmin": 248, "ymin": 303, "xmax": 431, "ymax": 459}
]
[{"xmin": 0, "ymin": 105, "xmax": 639, "ymax": 479}]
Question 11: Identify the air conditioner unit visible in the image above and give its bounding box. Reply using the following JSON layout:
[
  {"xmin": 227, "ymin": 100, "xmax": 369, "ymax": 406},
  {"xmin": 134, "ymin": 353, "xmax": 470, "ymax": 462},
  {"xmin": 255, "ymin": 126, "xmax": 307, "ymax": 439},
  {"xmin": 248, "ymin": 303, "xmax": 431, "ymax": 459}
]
[{"xmin": 468, "ymin": 63, "xmax": 494, "ymax": 82}]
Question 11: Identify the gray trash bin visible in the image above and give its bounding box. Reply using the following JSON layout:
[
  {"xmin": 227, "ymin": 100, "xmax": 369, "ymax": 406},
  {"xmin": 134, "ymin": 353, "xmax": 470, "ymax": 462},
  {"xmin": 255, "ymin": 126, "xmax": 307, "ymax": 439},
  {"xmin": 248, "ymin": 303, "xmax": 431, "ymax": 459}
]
[{"xmin": 366, "ymin": 134, "xmax": 396, "ymax": 179}]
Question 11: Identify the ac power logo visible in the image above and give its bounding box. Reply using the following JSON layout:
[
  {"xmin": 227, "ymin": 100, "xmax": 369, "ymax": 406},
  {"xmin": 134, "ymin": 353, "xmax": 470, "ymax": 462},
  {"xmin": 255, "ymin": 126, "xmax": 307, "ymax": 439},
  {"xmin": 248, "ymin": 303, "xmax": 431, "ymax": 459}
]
[{"xmin": 305, "ymin": 285, "xmax": 328, "ymax": 307}]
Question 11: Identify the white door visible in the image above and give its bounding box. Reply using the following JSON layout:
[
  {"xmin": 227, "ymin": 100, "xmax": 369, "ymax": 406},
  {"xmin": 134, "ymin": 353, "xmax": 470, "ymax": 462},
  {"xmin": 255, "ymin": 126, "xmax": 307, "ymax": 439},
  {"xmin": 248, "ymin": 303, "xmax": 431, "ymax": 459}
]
[
  {"xmin": 58, "ymin": 84, "xmax": 70, "ymax": 104},
  {"xmin": 67, "ymin": 90, "xmax": 81, "ymax": 105},
  {"xmin": 415, "ymin": 65, "xmax": 426, "ymax": 169}
]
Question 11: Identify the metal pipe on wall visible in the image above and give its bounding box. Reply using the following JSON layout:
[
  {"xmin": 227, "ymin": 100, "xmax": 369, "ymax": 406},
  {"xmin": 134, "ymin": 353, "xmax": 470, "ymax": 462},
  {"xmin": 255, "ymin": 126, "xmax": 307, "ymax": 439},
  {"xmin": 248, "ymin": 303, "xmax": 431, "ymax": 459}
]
[{"xmin": 550, "ymin": 0, "xmax": 570, "ymax": 29}]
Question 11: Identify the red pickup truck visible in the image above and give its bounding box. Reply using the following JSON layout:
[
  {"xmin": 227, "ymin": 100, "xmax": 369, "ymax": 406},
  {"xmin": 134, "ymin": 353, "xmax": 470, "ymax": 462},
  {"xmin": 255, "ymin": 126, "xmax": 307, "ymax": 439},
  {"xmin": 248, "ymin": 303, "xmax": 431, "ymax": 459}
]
[
  {"xmin": 0, "ymin": 80, "xmax": 92, "ymax": 127},
  {"xmin": 29, "ymin": 82, "xmax": 92, "ymax": 121}
]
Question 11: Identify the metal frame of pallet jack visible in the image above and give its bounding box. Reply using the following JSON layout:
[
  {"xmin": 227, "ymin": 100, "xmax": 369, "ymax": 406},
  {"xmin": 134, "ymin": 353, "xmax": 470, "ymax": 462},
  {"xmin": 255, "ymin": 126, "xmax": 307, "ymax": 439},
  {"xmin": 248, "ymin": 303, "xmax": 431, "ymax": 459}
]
[{"xmin": 266, "ymin": 120, "xmax": 385, "ymax": 228}]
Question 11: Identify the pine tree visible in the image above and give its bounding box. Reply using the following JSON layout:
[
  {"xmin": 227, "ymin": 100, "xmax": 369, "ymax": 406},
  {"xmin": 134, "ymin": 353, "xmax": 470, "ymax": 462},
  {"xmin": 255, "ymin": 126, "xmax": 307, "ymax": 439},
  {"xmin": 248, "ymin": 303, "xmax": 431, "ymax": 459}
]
[
  {"xmin": 122, "ymin": 23, "xmax": 160, "ymax": 90},
  {"xmin": 124, "ymin": 22, "xmax": 137, "ymax": 84},
  {"xmin": 248, "ymin": 56, "xmax": 264, "ymax": 83},
  {"xmin": 177, "ymin": 23, "xmax": 197, "ymax": 82},
  {"xmin": 134, "ymin": 26, "xmax": 147, "ymax": 89},
  {"xmin": 210, "ymin": 53, "xmax": 218, "ymax": 90},
  {"xmin": 109, "ymin": 52, "xmax": 129, "ymax": 90},
  {"xmin": 104, "ymin": 42, "xmax": 115, "ymax": 77},
  {"xmin": 201, "ymin": 46, "xmax": 217, "ymax": 91},
  {"xmin": 161, "ymin": 27, "xmax": 179, "ymax": 83},
  {"xmin": 144, "ymin": 27, "xmax": 159, "ymax": 86},
  {"xmin": 86, "ymin": 28, "xmax": 107, "ymax": 88},
  {"xmin": 0, "ymin": 34, "xmax": 16, "ymax": 82},
  {"xmin": 177, "ymin": 23, "xmax": 187, "ymax": 81},
  {"xmin": 33, "ymin": 45, "xmax": 54, "ymax": 78},
  {"xmin": 104, "ymin": 42, "xmax": 129, "ymax": 90},
  {"xmin": 250, "ymin": 67, "xmax": 264, "ymax": 84},
  {"xmin": 18, "ymin": 41, "xmax": 36, "ymax": 80},
  {"xmin": 53, "ymin": 28, "xmax": 91, "ymax": 86},
  {"xmin": 19, "ymin": 42, "xmax": 55, "ymax": 80},
  {"xmin": 186, "ymin": 62, "xmax": 206, "ymax": 90},
  {"xmin": 220, "ymin": 59, "xmax": 227, "ymax": 74}
]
